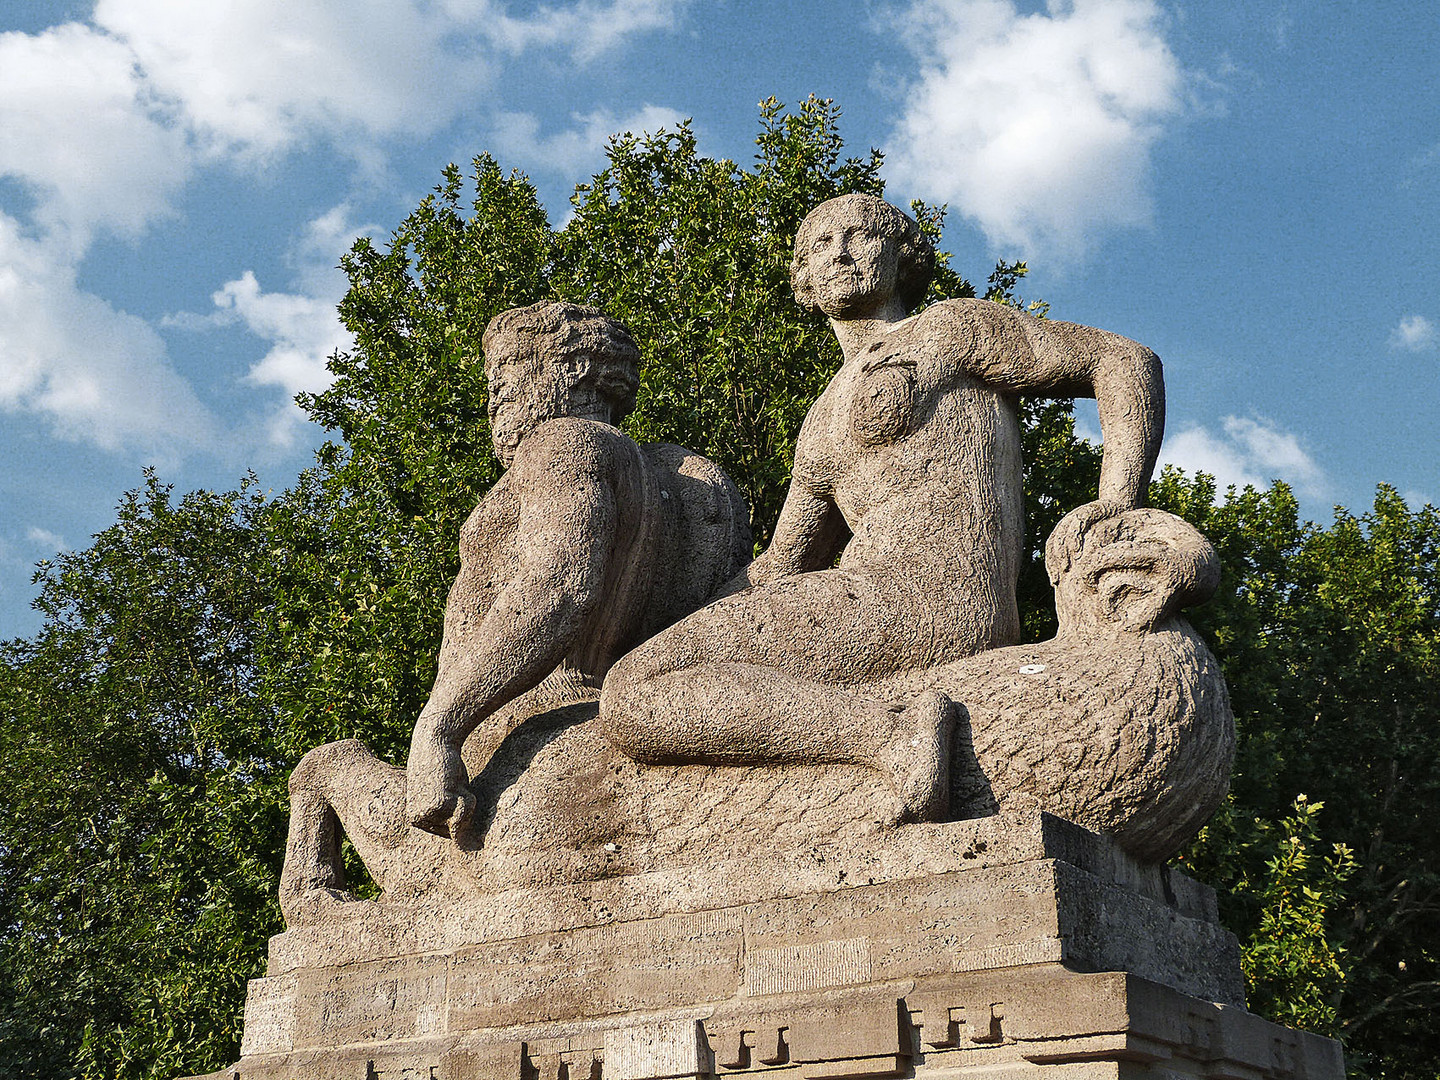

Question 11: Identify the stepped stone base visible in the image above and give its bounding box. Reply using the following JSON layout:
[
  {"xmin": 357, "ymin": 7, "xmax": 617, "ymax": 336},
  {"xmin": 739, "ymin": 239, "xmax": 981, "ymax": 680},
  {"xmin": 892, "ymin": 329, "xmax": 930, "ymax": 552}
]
[{"xmin": 202, "ymin": 815, "xmax": 1342, "ymax": 1080}]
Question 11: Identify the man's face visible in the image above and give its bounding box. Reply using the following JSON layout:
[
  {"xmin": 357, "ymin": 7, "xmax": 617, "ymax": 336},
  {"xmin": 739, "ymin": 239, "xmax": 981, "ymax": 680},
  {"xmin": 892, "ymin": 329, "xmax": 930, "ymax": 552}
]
[
  {"xmin": 487, "ymin": 341, "xmax": 611, "ymax": 467},
  {"xmin": 487, "ymin": 341, "xmax": 548, "ymax": 468},
  {"xmin": 803, "ymin": 212, "xmax": 899, "ymax": 319}
]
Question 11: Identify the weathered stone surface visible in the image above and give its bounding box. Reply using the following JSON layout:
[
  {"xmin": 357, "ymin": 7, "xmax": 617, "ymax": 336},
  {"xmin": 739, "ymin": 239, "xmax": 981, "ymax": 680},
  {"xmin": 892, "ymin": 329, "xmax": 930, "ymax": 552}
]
[
  {"xmin": 278, "ymin": 502, "xmax": 1233, "ymax": 916},
  {"xmin": 261, "ymin": 816, "xmax": 1241, "ymax": 1020},
  {"xmin": 268, "ymin": 814, "xmax": 1226, "ymax": 978},
  {"xmin": 219, "ymin": 197, "xmax": 1310, "ymax": 1080},
  {"xmin": 402, "ymin": 301, "xmax": 751, "ymax": 838},
  {"xmin": 214, "ymin": 970, "xmax": 1344, "ymax": 1079},
  {"xmin": 280, "ymin": 201, "xmax": 1232, "ymax": 922},
  {"xmin": 205, "ymin": 817, "xmax": 1340, "ymax": 1080},
  {"xmin": 280, "ymin": 302, "xmax": 752, "ymax": 924}
]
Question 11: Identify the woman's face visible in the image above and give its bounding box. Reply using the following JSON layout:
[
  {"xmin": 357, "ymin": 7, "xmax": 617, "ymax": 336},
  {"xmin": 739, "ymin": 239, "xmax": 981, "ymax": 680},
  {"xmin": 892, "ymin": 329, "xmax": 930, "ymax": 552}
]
[{"xmin": 804, "ymin": 215, "xmax": 899, "ymax": 319}]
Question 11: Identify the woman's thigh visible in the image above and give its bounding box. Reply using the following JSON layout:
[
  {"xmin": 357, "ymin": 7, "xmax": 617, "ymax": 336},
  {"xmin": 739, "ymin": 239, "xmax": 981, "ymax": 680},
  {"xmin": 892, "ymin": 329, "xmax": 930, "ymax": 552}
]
[{"xmin": 622, "ymin": 567, "xmax": 936, "ymax": 685}]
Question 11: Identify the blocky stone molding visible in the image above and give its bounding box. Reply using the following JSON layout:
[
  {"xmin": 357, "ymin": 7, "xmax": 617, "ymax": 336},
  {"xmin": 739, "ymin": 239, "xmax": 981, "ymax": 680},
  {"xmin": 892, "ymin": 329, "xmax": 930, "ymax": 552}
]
[{"xmin": 191, "ymin": 816, "xmax": 1340, "ymax": 1080}]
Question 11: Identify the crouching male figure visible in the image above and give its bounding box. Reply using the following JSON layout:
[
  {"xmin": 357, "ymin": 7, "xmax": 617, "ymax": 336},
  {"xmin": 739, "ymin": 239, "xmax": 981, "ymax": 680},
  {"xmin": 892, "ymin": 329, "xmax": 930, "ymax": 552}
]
[{"xmin": 280, "ymin": 303, "xmax": 751, "ymax": 920}]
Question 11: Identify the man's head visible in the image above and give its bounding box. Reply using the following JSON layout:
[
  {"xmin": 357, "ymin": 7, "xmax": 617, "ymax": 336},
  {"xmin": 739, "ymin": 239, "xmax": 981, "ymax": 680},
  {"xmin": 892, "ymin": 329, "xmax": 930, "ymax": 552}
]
[
  {"xmin": 790, "ymin": 194, "xmax": 934, "ymax": 318},
  {"xmin": 481, "ymin": 302, "xmax": 641, "ymax": 467}
]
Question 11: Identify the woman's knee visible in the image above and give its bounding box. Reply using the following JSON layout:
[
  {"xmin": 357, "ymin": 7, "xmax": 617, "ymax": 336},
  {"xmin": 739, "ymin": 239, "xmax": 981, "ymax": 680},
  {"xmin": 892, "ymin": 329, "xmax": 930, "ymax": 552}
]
[{"xmin": 597, "ymin": 652, "xmax": 650, "ymax": 746}]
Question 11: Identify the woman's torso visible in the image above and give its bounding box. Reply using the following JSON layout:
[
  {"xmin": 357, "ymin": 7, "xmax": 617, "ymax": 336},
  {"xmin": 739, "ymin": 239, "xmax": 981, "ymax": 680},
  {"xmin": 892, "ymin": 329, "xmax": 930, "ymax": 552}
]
[{"xmin": 791, "ymin": 302, "xmax": 1026, "ymax": 650}]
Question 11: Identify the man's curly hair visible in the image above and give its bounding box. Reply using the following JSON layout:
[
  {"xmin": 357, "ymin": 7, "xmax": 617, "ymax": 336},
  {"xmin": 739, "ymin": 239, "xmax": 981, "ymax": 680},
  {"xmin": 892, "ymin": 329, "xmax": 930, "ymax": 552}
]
[
  {"xmin": 481, "ymin": 302, "xmax": 641, "ymax": 424},
  {"xmin": 790, "ymin": 194, "xmax": 935, "ymax": 315}
]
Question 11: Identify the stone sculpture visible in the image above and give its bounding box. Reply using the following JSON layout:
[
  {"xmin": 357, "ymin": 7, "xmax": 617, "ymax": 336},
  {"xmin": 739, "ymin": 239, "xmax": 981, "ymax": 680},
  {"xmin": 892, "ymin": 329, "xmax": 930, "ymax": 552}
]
[
  {"xmin": 224, "ymin": 195, "xmax": 1346, "ymax": 1080},
  {"xmin": 280, "ymin": 302, "xmax": 751, "ymax": 924},
  {"xmin": 599, "ymin": 193, "xmax": 1171, "ymax": 824},
  {"xmin": 279, "ymin": 198, "xmax": 1236, "ymax": 927}
]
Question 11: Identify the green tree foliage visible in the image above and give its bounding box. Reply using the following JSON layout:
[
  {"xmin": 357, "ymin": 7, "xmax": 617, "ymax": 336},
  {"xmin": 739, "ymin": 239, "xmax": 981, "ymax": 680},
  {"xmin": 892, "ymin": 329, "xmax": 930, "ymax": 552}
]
[
  {"xmin": 1163, "ymin": 477, "xmax": 1440, "ymax": 1076},
  {"xmin": 0, "ymin": 478, "xmax": 283, "ymax": 1077},
  {"xmin": 1, "ymin": 98, "xmax": 1437, "ymax": 1078},
  {"xmin": 1197, "ymin": 795, "xmax": 1358, "ymax": 1034}
]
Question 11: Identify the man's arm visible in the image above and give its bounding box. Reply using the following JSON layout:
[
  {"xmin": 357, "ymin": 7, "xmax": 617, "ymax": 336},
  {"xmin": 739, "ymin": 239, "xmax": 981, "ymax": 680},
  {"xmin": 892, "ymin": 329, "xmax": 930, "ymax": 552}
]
[
  {"xmin": 406, "ymin": 420, "xmax": 619, "ymax": 834},
  {"xmin": 953, "ymin": 300, "xmax": 1164, "ymax": 507}
]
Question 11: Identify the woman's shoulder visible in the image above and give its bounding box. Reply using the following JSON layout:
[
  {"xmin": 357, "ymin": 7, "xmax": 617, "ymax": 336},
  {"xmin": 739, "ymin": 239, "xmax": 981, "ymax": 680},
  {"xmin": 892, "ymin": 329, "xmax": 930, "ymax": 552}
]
[
  {"xmin": 918, "ymin": 296, "xmax": 1017, "ymax": 328},
  {"xmin": 911, "ymin": 298, "xmax": 1033, "ymax": 364}
]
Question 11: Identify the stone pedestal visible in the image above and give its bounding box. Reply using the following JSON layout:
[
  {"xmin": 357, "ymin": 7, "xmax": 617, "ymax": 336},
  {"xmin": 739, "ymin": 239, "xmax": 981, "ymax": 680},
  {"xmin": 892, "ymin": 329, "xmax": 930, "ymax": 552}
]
[{"xmin": 205, "ymin": 815, "xmax": 1342, "ymax": 1080}]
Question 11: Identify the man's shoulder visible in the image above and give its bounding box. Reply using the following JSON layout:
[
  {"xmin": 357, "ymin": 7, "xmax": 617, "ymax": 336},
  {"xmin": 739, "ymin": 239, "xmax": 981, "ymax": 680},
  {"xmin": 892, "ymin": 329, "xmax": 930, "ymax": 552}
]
[
  {"xmin": 514, "ymin": 417, "xmax": 639, "ymax": 471},
  {"xmin": 638, "ymin": 442, "xmax": 727, "ymax": 484}
]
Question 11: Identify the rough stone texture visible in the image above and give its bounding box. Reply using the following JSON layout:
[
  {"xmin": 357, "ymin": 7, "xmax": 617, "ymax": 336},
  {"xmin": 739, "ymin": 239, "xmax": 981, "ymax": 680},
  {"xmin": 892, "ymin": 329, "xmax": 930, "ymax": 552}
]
[
  {"xmin": 281, "ymin": 205, "xmax": 1233, "ymax": 921},
  {"xmin": 230, "ymin": 199, "xmax": 1299, "ymax": 1080},
  {"xmin": 276, "ymin": 511, "xmax": 1233, "ymax": 913},
  {"xmin": 895, "ymin": 504, "xmax": 1235, "ymax": 861},
  {"xmin": 404, "ymin": 301, "xmax": 752, "ymax": 837},
  {"xmin": 202, "ymin": 973, "xmax": 1347, "ymax": 1080},
  {"xmin": 200, "ymin": 817, "xmax": 1342, "ymax": 1080},
  {"xmin": 281, "ymin": 302, "xmax": 752, "ymax": 924},
  {"xmin": 598, "ymin": 193, "xmax": 1172, "ymax": 827}
]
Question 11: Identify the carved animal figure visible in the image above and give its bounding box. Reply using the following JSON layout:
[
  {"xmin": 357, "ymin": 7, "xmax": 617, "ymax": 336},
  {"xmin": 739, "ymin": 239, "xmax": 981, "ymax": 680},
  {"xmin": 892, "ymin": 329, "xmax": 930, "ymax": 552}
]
[{"xmin": 891, "ymin": 504, "xmax": 1234, "ymax": 861}]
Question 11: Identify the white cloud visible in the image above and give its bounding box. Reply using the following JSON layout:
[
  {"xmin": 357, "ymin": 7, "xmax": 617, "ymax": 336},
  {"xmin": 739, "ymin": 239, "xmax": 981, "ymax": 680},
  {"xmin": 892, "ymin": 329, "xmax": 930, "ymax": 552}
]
[
  {"xmin": 0, "ymin": 23, "xmax": 191, "ymax": 246},
  {"xmin": 291, "ymin": 203, "xmax": 374, "ymax": 290},
  {"xmin": 0, "ymin": 1, "xmax": 683, "ymax": 460},
  {"xmin": 214, "ymin": 272, "xmax": 350, "ymax": 399},
  {"xmin": 2, "ymin": 0, "xmax": 690, "ymax": 219},
  {"xmin": 886, "ymin": 0, "xmax": 1186, "ymax": 263},
  {"xmin": 1161, "ymin": 415, "xmax": 1325, "ymax": 497},
  {"xmin": 1403, "ymin": 489, "xmax": 1435, "ymax": 510},
  {"xmin": 0, "ymin": 1, "xmax": 687, "ymax": 459},
  {"xmin": 492, "ymin": 105, "xmax": 688, "ymax": 176},
  {"xmin": 0, "ymin": 214, "xmax": 217, "ymax": 453},
  {"xmin": 470, "ymin": 0, "xmax": 687, "ymax": 62},
  {"xmin": 92, "ymin": 0, "xmax": 490, "ymax": 156},
  {"xmin": 26, "ymin": 527, "xmax": 66, "ymax": 553},
  {"xmin": 171, "ymin": 204, "xmax": 367, "ymax": 448},
  {"xmin": 1390, "ymin": 313, "xmax": 1436, "ymax": 352},
  {"xmin": 0, "ymin": 23, "xmax": 203, "ymax": 452},
  {"xmin": 91, "ymin": 0, "xmax": 687, "ymax": 157}
]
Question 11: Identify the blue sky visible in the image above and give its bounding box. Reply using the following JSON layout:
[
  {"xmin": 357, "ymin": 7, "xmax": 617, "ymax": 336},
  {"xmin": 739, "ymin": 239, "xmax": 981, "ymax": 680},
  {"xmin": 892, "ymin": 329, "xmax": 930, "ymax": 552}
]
[{"xmin": 1, "ymin": 0, "xmax": 1437, "ymax": 638}]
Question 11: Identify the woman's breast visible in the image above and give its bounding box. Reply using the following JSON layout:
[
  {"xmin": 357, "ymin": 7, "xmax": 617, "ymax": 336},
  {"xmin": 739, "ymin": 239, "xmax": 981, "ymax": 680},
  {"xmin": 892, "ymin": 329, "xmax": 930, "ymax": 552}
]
[{"xmin": 833, "ymin": 383, "xmax": 1024, "ymax": 572}]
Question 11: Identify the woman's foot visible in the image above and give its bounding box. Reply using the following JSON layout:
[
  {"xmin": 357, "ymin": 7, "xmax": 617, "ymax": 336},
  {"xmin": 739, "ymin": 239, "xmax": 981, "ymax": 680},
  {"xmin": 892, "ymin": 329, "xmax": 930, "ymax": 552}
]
[{"xmin": 887, "ymin": 690, "xmax": 954, "ymax": 822}]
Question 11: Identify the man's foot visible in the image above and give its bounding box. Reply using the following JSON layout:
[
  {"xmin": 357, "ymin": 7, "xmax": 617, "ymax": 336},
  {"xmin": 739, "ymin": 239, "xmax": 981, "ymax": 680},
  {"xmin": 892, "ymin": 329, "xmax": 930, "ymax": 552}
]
[{"xmin": 888, "ymin": 690, "xmax": 954, "ymax": 823}]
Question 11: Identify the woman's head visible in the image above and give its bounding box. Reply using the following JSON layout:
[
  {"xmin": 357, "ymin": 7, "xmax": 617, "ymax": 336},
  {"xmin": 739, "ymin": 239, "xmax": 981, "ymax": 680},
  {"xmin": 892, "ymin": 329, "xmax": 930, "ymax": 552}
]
[
  {"xmin": 481, "ymin": 302, "xmax": 640, "ymax": 466},
  {"xmin": 790, "ymin": 194, "xmax": 934, "ymax": 317}
]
